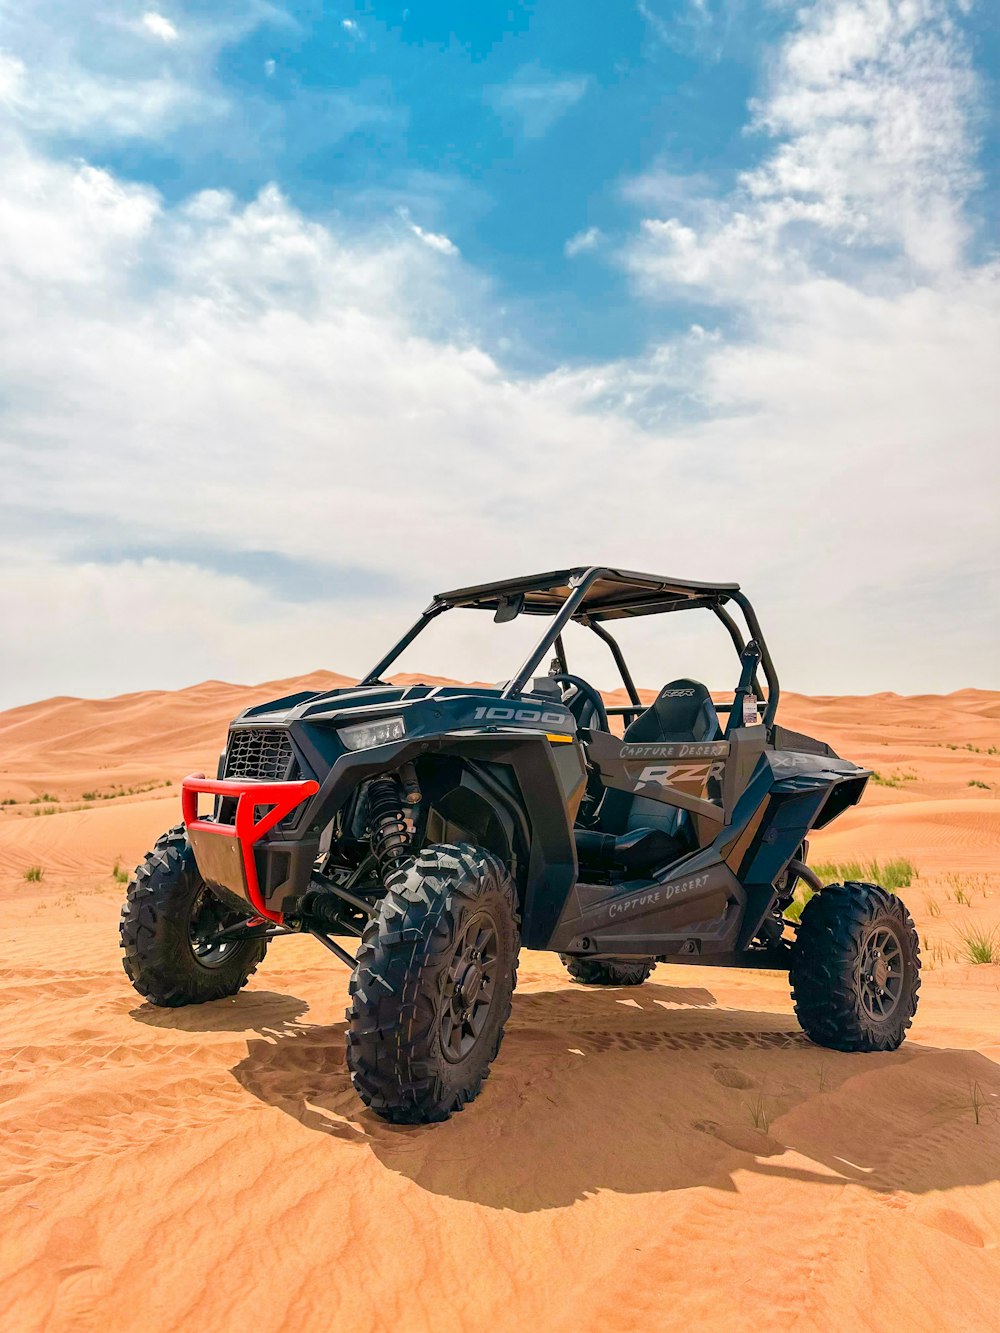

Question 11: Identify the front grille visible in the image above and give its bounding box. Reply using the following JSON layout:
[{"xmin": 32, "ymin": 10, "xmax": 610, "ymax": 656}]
[{"xmin": 224, "ymin": 728, "xmax": 297, "ymax": 781}]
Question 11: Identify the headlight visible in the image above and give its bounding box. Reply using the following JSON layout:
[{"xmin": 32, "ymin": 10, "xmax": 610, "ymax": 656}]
[{"xmin": 338, "ymin": 715, "xmax": 405, "ymax": 750}]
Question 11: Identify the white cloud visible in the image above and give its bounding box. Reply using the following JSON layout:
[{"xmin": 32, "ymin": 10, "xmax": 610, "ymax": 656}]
[
  {"xmin": 0, "ymin": 558, "xmax": 318, "ymax": 702},
  {"xmin": 409, "ymin": 221, "xmax": 459, "ymax": 256},
  {"xmin": 0, "ymin": 52, "xmax": 26, "ymax": 103},
  {"xmin": 750, "ymin": 0, "xmax": 976, "ymax": 274},
  {"xmin": 564, "ymin": 226, "xmax": 604, "ymax": 258},
  {"xmin": 0, "ymin": 2, "xmax": 277, "ymax": 140},
  {"xmin": 1, "ymin": 70, "xmax": 218, "ymax": 140},
  {"xmin": 0, "ymin": 25, "xmax": 210, "ymax": 139},
  {"xmin": 395, "ymin": 206, "xmax": 460, "ymax": 255},
  {"xmin": 141, "ymin": 12, "xmax": 179, "ymax": 43},
  {"xmin": 628, "ymin": 0, "xmax": 979, "ymax": 297},
  {"xmin": 620, "ymin": 167, "xmax": 715, "ymax": 213},
  {"xmin": 487, "ymin": 65, "xmax": 589, "ymax": 139}
]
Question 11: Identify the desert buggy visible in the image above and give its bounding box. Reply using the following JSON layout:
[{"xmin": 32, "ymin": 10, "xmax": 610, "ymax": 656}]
[{"xmin": 121, "ymin": 567, "xmax": 921, "ymax": 1122}]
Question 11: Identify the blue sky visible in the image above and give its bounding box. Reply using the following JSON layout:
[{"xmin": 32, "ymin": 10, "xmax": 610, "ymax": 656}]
[
  {"xmin": 0, "ymin": 0, "xmax": 998, "ymax": 704},
  {"xmin": 18, "ymin": 1, "xmax": 783, "ymax": 363},
  {"xmin": 17, "ymin": 0, "xmax": 997, "ymax": 366}
]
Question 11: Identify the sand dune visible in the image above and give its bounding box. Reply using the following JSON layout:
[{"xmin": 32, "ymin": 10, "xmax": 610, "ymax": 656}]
[{"xmin": 2, "ymin": 674, "xmax": 999, "ymax": 1332}]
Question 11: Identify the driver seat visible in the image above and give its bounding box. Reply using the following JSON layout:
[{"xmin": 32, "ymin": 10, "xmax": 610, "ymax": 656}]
[{"xmin": 576, "ymin": 679, "xmax": 720, "ymax": 877}]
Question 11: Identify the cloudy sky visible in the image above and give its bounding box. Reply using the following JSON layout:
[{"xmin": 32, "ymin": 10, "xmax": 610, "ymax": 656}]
[{"xmin": 0, "ymin": 0, "xmax": 997, "ymax": 708}]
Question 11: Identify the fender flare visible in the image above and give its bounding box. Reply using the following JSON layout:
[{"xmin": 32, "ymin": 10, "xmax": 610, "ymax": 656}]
[{"xmin": 297, "ymin": 730, "xmax": 581, "ymax": 949}]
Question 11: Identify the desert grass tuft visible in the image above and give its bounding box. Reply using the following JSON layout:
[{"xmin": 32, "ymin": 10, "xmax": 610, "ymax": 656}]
[
  {"xmin": 811, "ymin": 857, "xmax": 916, "ymax": 892},
  {"xmin": 82, "ymin": 779, "xmax": 173, "ymax": 802},
  {"xmin": 924, "ymin": 938, "xmax": 944, "ymax": 969},
  {"xmin": 966, "ymin": 1080, "xmax": 999, "ymax": 1126},
  {"xmin": 956, "ymin": 924, "xmax": 1000, "ymax": 965},
  {"xmin": 742, "ymin": 1091, "xmax": 770, "ymax": 1134},
  {"xmin": 23, "ymin": 865, "xmax": 43, "ymax": 882},
  {"xmin": 112, "ymin": 860, "xmax": 130, "ymax": 884},
  {"xmin": 945, "ymin": 872, "xmax": 991, "ymax": 901},
  {"xmin": 786, "ymin": 857, "xmax": 918, "ymax": 924},
  {"xmin": 872, "ymin": 771, "xmax": 917, "ymax": 788}
]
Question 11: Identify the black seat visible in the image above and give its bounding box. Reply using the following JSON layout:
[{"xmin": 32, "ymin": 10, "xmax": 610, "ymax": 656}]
[
  {"xmin": 621, "ymin": 677, "xmax": 719, "ymax": 748},
  {"xmin": 576, "ymin": 679, "xmax": 720, "ymax": 877}
]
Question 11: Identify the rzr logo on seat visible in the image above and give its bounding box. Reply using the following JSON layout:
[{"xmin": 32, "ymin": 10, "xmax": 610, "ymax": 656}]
[{"xmin": 662, "ymin": 688, "xmax": 695, "ymax": 697}]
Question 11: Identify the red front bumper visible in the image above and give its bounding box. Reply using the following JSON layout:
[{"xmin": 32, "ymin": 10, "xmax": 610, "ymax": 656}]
[{"xmin": 182, "ymin": 773, "xmax": 320, "ymax": 924}]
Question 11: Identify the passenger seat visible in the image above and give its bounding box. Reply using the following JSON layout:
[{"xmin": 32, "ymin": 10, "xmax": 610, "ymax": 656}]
[{"xmin": 576, "ymin": 679, "xmax": 720, "ymax": 876}]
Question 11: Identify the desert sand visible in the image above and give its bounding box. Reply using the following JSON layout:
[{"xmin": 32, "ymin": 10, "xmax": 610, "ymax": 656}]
[{"xmin": 2, "ymin": 675, "xmax": 999, "ymax": 1332}]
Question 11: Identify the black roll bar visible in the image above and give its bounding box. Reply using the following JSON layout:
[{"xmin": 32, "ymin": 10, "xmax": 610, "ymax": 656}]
[
  {"xmin": 585, "ymin": 618, "xmax": 642, "ymax": 707},
  {"xmin": 361, "ymin": 601, "xmax": 446, "ymax": 685},
  {"xmin": 501, "ymin": 567, "xmax": 603, "ymax": 698},
  {"xmin": 730, "ymin": 590, "xmax": 779, "ymax": 725}
]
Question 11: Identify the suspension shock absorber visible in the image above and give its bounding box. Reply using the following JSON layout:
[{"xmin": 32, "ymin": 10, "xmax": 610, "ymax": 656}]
[{"xmin": 367, "ymin": 774, "xmax": 414, "ymax": 879}]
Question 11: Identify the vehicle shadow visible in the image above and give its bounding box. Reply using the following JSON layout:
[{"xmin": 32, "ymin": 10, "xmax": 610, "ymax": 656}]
[
  {"xmin": 226, "ymin": 981, "xmax": 1000, "ymax": 1209},
  {"xmin": 129, "ymin": 989, "xmax": 309, "ymax": 1033}
]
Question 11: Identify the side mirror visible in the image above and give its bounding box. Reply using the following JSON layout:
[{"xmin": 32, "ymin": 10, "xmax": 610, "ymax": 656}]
[{"xmin": 494, "ymin": 593, "xmax": 525, "ymax": 623}]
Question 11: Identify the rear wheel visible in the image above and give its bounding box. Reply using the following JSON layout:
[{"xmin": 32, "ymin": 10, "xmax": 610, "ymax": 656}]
[
  {"xmin": 790, "ymin": 881, "xmax": 920, "ymax": 1051},
  {"xmin": 120, "ymin": 825, "xmax": 267, "ymax": 1007},
  {"xmin": 561, "ymin": 955, "xmax": 655, "ymax": 986},
  {"xmin": 346, "ymin": 843, "xmax": 520, "ymax": 1123}
]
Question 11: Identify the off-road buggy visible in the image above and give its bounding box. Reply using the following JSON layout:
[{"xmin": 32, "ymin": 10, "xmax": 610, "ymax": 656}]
[{"xmin": 121, "ymin": 567, "xmax": 920, "ymax": 1122}]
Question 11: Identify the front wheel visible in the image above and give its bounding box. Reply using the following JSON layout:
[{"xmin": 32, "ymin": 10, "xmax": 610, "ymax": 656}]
[
  {"xmin": 790, "ymin": 881, "xmax": 920, "ymax": 1051},
  {"xmin": 346, "ymin": 843, "xmax": 520, "ymax": 1123},
  {"xmin": 120, "ymin": 825, "xmax": 268, "ymax": 1006}
]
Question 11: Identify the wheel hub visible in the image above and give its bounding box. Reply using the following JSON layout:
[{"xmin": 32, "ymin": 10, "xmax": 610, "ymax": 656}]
[
  {"xmin": 456, "ymin": 961, "xmax": 485, "ymax": 1007},
  {"xmin": 188, "ymin": 885, "xmax": 244, "ymax": 968},
  {"xmin": 858, "ymin": 924, "xmax": 904, "ymax": 1022},
  {"xmin": 440, "ymin": 914, "xmax": 499, "ymax": 1064}
]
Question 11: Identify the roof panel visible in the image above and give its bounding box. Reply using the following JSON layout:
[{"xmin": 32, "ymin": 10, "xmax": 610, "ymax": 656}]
[{"xmin": 435, "ymin": 566, "xmax": 739, "ymax": 620}]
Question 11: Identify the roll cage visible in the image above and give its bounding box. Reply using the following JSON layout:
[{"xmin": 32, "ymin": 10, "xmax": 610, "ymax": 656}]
[{"xmin": 361, "ymin": 565, "xmax": 780, "ymax": 728}]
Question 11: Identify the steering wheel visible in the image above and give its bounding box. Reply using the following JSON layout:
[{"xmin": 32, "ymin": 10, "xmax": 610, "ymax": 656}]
[{"xmin": 548, "ymin": 673, "xmax": 609, "ymax": 733}]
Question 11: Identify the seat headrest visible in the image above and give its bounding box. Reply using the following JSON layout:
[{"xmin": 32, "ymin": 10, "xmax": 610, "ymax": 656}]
[{"xmin": 624, "ymin": 678, "xmax": 719, "ymax": 744}]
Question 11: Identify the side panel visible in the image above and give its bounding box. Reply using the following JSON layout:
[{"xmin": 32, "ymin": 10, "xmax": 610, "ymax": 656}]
[
  {"xmin": 587, "ymin": 729, "xmax": 727, "ymax": 826},
  {"xmin": 547, "ymin": 845, "xmax": 746, "ymax": 958},
  {"xmin": 546, "ymin": 739, "xmax": 870, "ymax": 961}
]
